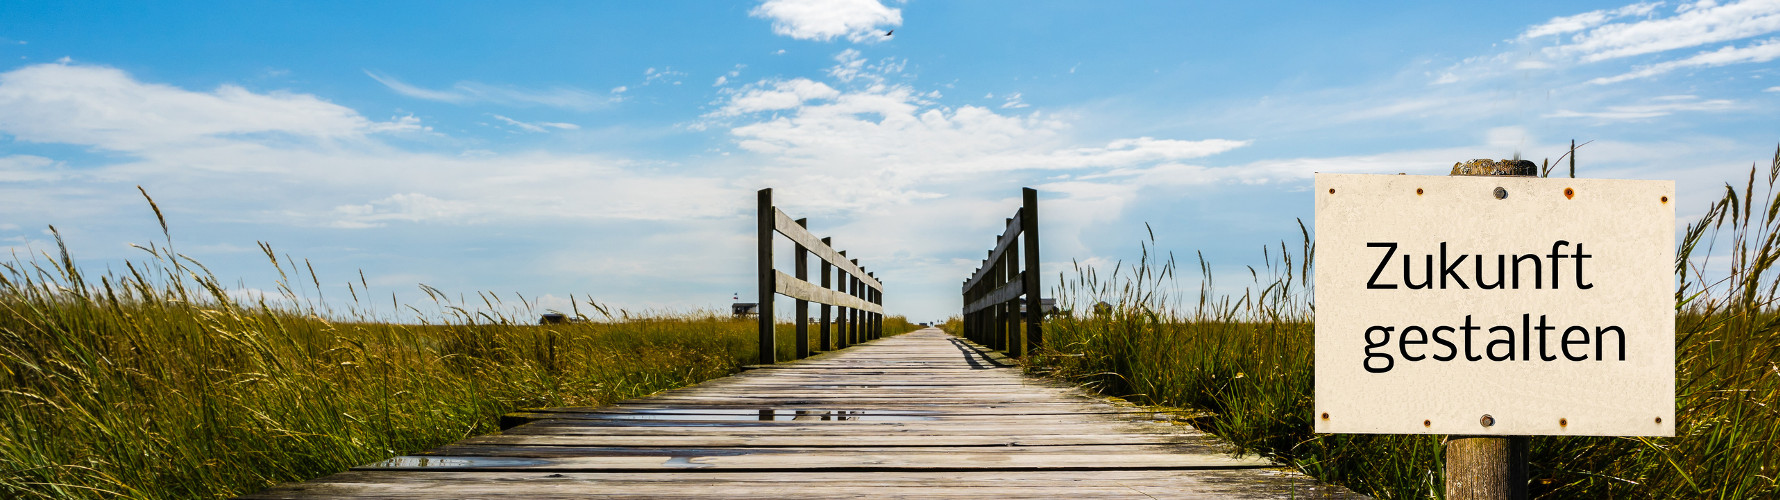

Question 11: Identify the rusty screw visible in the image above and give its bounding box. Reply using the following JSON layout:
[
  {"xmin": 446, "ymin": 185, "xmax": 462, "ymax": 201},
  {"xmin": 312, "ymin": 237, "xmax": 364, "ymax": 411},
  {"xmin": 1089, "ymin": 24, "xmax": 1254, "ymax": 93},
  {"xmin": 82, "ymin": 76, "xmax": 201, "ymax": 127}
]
[
  {"xmin": 1493, "ymin": 187, "xmax": 1508, "ymax": 200},
  {"xmin": 1480, "ymin": 414, "xmax": 1495, "ymax": 427},
  {"xmin": 1559, "ymin": 418, "xmax": 1568, "ymax": 427},
  {"xmin": 1321, "ymin": 412, "xmax": 1330, "ymax": 421}
]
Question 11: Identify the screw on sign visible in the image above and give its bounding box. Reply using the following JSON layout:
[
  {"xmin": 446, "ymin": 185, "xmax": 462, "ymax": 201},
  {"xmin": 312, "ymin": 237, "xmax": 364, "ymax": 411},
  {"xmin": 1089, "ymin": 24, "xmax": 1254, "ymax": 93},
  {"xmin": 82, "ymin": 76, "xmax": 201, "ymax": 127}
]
[{"xmin": 1314, "ymin": 158, "xmax": 1674, "ymax": 500}]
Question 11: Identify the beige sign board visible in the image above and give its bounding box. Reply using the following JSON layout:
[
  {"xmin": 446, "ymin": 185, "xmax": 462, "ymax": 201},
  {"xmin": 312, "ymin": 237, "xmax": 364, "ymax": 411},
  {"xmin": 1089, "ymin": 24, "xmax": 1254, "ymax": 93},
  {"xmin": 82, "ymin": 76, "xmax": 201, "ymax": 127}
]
[{"xmin": 1314, "ymin": 174, "xmax": 1674, "ymax": 436}]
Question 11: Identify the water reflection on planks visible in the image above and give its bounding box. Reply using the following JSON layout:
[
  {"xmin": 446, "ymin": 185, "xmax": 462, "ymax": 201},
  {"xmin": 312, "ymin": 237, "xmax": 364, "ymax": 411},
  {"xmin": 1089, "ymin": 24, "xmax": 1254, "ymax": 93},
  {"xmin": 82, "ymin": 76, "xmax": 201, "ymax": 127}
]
[{"xmin": 241, "ymin": 329, "xmax": 1362, "ymax": 499}]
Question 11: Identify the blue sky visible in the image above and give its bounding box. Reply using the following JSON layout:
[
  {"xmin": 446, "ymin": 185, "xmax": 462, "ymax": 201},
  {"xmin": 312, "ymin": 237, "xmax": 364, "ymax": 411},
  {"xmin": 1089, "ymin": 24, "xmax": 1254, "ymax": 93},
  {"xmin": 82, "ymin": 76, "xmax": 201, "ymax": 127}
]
[{"xmin": 2, "ymin": 1, "xmax": 1778, "ymax": 322}]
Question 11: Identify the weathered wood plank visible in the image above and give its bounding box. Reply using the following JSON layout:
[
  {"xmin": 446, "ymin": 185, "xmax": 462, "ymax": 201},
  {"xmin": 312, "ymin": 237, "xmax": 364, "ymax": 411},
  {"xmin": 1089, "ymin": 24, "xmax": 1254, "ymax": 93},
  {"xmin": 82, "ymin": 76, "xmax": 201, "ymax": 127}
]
[
  {"xmin": 240, "ymin": 328, "xmax": 1361, "ymax": 499},
  {"xmin": 245, "ymin": 470, "xmax": 1360, "ymax": 499}
]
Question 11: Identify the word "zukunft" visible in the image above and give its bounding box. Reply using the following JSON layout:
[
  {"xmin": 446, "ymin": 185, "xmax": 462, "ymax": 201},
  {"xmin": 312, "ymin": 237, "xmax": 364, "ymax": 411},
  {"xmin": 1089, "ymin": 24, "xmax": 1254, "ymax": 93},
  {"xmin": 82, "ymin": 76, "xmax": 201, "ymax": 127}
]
[{"xmin": 1366, "ymin": 240, "xmax": 1592, "ymax": 290}]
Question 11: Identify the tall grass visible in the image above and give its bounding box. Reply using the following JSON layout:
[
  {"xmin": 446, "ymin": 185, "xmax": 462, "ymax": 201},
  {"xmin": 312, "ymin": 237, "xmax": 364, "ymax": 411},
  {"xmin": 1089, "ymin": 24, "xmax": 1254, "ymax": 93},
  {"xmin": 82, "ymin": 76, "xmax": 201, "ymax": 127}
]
[
  {"xmin": 0, "ymin": 207, "xmax": 915, "ymax": 498},
  {"xmin": 1027, "ymin": 147, "xmax": 1780, "ymax": 498}
]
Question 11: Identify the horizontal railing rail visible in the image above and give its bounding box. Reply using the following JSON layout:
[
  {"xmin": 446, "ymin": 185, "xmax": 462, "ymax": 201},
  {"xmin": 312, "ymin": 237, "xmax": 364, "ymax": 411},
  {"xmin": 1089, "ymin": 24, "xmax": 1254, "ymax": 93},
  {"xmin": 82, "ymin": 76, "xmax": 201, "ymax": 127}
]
[
  {"xmin": 758, "ymin": 188, "xmax": 883, "ymax": 365},
  {"xmin": 961, "ymin": 188, "xmax": 1042, "ymax": 357}
]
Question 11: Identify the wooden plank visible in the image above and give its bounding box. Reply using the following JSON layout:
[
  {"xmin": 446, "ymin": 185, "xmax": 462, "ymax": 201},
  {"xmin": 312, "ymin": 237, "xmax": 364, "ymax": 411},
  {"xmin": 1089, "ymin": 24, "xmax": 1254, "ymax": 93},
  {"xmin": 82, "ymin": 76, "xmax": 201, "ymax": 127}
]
[
  {"xmin": 242, "ymin": 328, "xmax": 1358, "ymax": 499},
  {"xmin": 963, "ymin": 210, "xmax": 1023, "ymax": 291},
  {"xmin": 963, "ymin": 274, "xmax": 1027, "ymax": 314},
  {"xmin": 454, "ymin": 435, "xmax": 1203, "ymax": 448},
  {"xmin": 348, "ymin": 452, "xmax": 1274, "ymax": 471},
  {"xmin": 774, "ymin": 271, "xmax": 882, "ymax": 313},
  {"xmin": 773, "ymin": 208, "xmax": 881, "ymax": 289},
  {"xmin": 245, "ymin": 470, "xmax": 1363, "ymax": 499}
]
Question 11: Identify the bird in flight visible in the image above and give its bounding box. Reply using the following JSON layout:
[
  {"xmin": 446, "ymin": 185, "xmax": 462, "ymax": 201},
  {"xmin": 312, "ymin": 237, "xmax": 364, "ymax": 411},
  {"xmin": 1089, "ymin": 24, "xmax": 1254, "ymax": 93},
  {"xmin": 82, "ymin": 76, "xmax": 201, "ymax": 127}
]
[{"xmin": 884, "ymin": 29, "xmax": 894, "ymax": 37}]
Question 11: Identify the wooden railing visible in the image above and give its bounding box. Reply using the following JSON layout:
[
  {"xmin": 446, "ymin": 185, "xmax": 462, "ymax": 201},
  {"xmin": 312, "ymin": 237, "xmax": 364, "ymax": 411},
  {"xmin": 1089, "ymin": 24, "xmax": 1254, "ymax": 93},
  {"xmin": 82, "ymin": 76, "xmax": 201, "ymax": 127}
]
[
  {"xmin": 757, "ymin": 188, "xmax": 884, "ymax": 365},
  {"xmin": 961, "ymin": 188, "xmax": 1042, "ymax": 357}
]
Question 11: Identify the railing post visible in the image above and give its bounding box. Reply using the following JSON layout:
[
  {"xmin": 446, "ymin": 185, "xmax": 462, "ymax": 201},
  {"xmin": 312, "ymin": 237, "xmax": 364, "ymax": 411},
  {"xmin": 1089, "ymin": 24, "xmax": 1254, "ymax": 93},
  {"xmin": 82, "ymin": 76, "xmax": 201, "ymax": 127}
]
[
  {"xmin": 1003, "ymin": 226, "xmax": 1019, "ymax": 354},
  {"xmin": 820, "ymin": 237, "xmax": 833, "ymax": 352},
  {"xmin": 850, "ymin": 260, "xmax": 862, "ymax": 345},
  {"xmin": 756, "ymin": 188, "xmax": 775, "ymax": 365},
  {"xmin": 793, "ymin": 218, "xmax": 810, "ymax": 359},
  {"xmin": 868, "ymin": 273, "xmax": 879, "ymax": 340},
  {"xmin": 1021, "ymin": 187, "xmax": 1043, "ymax": 354},
  {"xmin": 837, "ymin": 251, "xmax": 849, "ymax": 349}
]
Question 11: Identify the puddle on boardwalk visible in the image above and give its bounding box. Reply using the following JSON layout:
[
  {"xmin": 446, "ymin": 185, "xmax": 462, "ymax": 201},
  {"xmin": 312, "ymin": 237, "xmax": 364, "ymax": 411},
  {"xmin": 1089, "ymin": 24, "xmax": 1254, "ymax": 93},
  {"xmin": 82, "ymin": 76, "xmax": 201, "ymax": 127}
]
[
  {"xmin": 361, "ymin": 456, "xmax": 547, "ymax": 469},
  {"xmin": 592, "ymin": 409, "xmax": 936, "ymax": 421}
]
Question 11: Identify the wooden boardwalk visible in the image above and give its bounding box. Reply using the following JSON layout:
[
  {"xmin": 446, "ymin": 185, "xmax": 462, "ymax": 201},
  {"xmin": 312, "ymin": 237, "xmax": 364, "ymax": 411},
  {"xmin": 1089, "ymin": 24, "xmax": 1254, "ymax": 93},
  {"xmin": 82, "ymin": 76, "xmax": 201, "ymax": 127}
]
[{"xmin": 244, "ymin": 329, "xmax": 1361, "ymax": 498}]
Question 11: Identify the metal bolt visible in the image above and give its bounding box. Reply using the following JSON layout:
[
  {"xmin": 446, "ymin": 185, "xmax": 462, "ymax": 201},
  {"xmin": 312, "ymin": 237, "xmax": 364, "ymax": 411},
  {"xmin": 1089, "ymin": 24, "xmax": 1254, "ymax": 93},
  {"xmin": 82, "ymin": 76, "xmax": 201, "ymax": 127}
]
[
  {"xmin": 1559, "ymin": 418, "xmax": 1568, "ymax": 427},
  {"xmin": 1423, "ymin": 419, "xmax": 1431, "ymax": 428},
  {"xmin": 1320, "ymin": 412, "xmax": 1330, "ymax": 420},
  {"xmin": 1493, "ymin": 187, "xmax": 1508, "ymax": 200},
  {"xmin": 1480, "ymin": 414, "xmax": 1495, "ymax": 427}
]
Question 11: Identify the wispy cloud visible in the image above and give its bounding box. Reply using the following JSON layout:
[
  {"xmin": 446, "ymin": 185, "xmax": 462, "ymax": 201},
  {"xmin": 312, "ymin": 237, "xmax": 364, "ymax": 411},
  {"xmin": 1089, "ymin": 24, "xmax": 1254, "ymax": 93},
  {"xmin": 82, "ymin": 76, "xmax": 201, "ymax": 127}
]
[
  {"xmin": 490, "ymin": 114, "xmax": 579, "ymax": 133},
  {"xmin": 1529, "ymin": 0, "xmax": 1780, "ymax": 63},
  {"xmin": 0, "ymin": 63, "xmax": 421, "ymax": 152},
  {"xmin": 365, "ymin": 71, "xmax": 614, "ymax": 110},
  {"xmin": 749, "ymin": 0, "xmax": 901, "ymax": 43},
  {"xmin": 1589, "ymin": 37, "xmax": 1780, "ymax": 83},
  {"xmin": 1000, "ymin": 92, "xmax": 1029, "ymax": 109},
  {"xmin": 1521, "ymin": 2, "xmax": 1663, "ymax": 39},
  {"xmin": 1544, "ymin": 94, "xmax": 1738, "ymax": 120}
]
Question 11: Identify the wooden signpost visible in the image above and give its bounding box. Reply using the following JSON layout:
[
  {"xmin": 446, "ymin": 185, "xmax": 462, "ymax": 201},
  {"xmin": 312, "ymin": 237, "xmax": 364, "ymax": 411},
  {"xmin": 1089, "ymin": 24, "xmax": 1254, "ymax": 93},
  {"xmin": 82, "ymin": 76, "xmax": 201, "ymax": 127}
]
[{"xmin": 1314, "ymin": 165, "xmax": 1675, "ymax": 499}]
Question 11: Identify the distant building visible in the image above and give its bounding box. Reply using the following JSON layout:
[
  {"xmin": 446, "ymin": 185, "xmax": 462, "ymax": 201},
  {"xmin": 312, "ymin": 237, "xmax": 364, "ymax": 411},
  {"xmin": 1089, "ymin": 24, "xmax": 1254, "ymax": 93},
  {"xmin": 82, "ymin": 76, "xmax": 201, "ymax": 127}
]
[
  {"xmin": 1021, "ymin": 298, "xmax": 1060, "ymax": 315},
  {"xmin": 538, "ymin": 313, "xmax": 568, "ymax": 325},
  {"xmin": 732, "ymin": 303, "xmax": 759, "ymax": 317}
]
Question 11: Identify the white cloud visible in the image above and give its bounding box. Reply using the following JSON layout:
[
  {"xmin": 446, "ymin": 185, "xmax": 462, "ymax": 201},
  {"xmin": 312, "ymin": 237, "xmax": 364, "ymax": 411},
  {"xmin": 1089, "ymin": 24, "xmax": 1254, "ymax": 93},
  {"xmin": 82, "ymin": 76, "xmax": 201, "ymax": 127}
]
[
  {"xmin": 0, "ymin": 62, "xmax": 738, "ymax": 233},
  {"xmin": 750, "ymin": 0, "xmax": 901, "ymax": 43},
  {"xmin": 490, "ymin": 114, "xmax": 579, "ymax": 133},
  {"xmin": 1767, "ymin": 85, "xmax": 1780, "ymax": 91},
  {"xmin": 709, "ymin": 53, "xmax": 1248, "ymax": 213},
  {"xmin": 366, "ymin": 71, "xmax": 614, "ymax": 110},
  {"xmin": 1545, "ymin": 94, "xmax": 1738, "ymax": 119},
  {"xmin": 711, "ymin": 78, "xmax": 842, "ymax": 117},
  {"xmin": 1534, "ymin": 0, "xmax": 1780, "ymax": 62},
  {"xmin": 1521, "ymin": 2, "xmax": 1662, "ymax": 39},
  {"xmin": 1000, "ymin": 92, "xmax": 1030, "ymax": 109},
  {"xmin": 1590, "ymin": 37, "xmax": 1780, "ymax": 83},
  {"xmin": 0, "ymin": 64, "xmax": 419, "ymax": 152}
]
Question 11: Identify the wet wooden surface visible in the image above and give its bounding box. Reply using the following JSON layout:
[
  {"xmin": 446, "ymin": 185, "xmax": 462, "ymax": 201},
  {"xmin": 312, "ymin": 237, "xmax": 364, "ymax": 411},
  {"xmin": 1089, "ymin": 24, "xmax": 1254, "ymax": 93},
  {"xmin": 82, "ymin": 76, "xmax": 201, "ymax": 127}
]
[{"xmin": 242, "ymin": 328, "xmax": 1363, "ymax": 498}]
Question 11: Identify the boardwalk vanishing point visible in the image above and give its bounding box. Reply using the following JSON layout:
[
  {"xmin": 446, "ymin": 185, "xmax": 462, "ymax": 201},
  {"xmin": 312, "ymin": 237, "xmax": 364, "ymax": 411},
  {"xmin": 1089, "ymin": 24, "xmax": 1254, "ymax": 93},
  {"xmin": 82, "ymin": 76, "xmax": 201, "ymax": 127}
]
[{"xmin": 244, "ymin": 329, "xmax": 1362, "ymax": 498}]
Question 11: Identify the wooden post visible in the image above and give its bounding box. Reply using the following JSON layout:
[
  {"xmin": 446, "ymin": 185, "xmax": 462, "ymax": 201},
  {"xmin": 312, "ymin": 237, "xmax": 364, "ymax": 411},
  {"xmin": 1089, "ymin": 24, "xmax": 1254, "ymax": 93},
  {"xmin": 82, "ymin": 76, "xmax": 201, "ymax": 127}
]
[
  {"xmin": 1445, "ymin": 159, "xmax": 1534, "ymax": 500},
  {"xmin": 820, "ymin": 237, "xmax": 833, "ymax": 352},
  {"xmin": 1004, "ymin": 226, "xmax": 1019, "ymax": 354},
  {"xmin": 837, "ymin": 251, "xmax": 849, "ymax": 349},
  {"xmin": 793, "ymin": 218, "xmax": 810, "ymax": 359},
  {"xmin": 867, "ymin": 273, "xmax": 878, "ymax": 340},
  {"xmin": 756, "ymin": 188, "xmax": 775, "ymax": 365},
  {"xmin": 1021, "ymin": 187, "xmax": 1043, "ymax": 355},
  {"xmin": 851, "ymin": 260, "xmax": 862, "ymax": 344}
]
